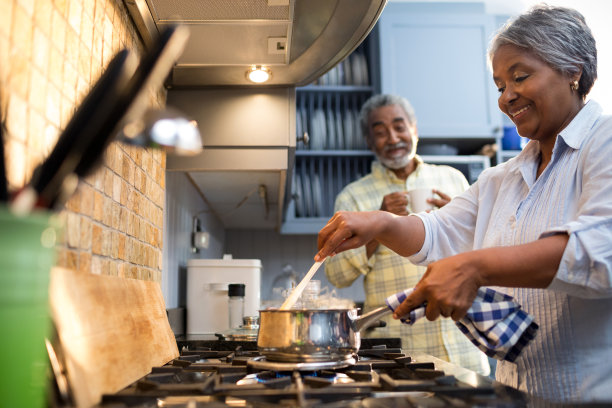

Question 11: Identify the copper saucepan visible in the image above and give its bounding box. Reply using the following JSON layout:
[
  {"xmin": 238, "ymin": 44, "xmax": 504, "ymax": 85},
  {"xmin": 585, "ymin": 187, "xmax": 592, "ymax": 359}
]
[{"xmin": 257, "ymin": 306, "xmax": 391, "ymax": 362}]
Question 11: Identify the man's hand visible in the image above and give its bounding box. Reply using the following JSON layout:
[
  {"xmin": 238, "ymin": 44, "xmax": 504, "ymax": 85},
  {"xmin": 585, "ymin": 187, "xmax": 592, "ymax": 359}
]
[
  {"xmin": 428, "ymin": 189, "xmax": 452, "ymax": 209},
  {"xmin": 380, "ymin": 191, "xmax": 410, "ymax": 215}
]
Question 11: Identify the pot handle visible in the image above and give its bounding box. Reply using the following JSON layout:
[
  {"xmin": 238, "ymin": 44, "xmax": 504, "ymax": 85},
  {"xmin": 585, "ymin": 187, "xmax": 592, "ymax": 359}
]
[{"xmin": 351, "ymin": 306, "xmax": 392, "ymax": 332}]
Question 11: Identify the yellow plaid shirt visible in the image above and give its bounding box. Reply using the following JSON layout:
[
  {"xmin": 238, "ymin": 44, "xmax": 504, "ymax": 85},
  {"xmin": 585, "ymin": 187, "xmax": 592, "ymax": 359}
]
[{"xmin": 325, "ymin": 158, "xmax": 490, "ymax": 375}]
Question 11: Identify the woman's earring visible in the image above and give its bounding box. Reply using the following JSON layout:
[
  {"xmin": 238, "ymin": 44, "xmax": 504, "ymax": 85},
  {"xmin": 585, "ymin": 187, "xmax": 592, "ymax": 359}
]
[{"xmin": 571, "ymin": 80, "xmax": 579, "ymax": 91}]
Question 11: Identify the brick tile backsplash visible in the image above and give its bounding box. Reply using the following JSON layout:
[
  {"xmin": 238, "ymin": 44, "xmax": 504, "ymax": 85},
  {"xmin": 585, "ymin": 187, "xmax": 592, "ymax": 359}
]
[{"xmin": 1, "ymin": 0, "xmax": 165, "ymax": 282}]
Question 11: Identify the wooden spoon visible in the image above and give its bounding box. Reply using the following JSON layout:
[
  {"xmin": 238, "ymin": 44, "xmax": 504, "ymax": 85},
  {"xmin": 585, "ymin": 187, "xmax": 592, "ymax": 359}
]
[{"xmin": 279, "ymin": 259, "xmax": 324, "ymax": 310}]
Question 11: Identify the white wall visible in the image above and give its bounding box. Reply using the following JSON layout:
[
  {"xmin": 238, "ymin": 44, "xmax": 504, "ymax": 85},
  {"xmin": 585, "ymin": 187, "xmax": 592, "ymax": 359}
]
[
  {"xmin": 224, "ymin": 229, "xmax": 366, "ymax": 304},
  {"xmin": 162, "ymin": 172, "xmax": 225, "ymax": 308}
]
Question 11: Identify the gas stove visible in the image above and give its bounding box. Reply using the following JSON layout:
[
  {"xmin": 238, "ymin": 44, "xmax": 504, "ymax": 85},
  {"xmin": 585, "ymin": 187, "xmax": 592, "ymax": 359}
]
[{"xmin": 92, "ymin": 338, "xmax": 528, "ymax": 408}]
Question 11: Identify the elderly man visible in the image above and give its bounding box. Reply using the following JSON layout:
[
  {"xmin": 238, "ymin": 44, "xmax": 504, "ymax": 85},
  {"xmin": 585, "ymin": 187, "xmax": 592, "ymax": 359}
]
[{"xmin": 325, "ymin": 94, "xmax": 490, "ymax": 374}]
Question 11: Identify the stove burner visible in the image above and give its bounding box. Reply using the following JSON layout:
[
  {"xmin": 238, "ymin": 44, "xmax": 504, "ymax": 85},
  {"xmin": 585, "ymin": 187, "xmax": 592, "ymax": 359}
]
[
  {"xmin": 237, "ymin": 370, "xmax": 355, "ymax": 387},
  {"xmin": 247, "ymin": 355, "xmax": 356, "ymax": 371},
  {"xmin": 95, "ymin": 340, "xmax": 529, "ymax": 407}
]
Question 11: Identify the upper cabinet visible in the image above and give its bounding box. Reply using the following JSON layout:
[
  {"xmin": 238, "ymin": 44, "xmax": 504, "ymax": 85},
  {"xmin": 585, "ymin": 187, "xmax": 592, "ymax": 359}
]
[
  {"xmin": 378, "ymin": 2, "xmax": 502, "ymax": 145},
  {"xmin": 168, "ymin": 88, "xmax": 295, "ymax": 148},
  {"xmin": 166, "ymin": 88, "xmax": 296, "ymax": 230}
]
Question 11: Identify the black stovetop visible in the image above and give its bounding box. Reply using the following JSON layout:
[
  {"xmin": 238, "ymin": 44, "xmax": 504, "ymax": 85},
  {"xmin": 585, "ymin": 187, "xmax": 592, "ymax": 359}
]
[{"xmin": 92, "ymin": 338, "xmax": 529, "ymax": 408}]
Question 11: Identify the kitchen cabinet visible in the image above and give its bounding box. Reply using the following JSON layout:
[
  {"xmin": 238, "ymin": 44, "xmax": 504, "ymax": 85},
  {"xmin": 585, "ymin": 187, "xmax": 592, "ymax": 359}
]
[
  {"xmin": 377, "ymin": 2, "xmax": 503, "ymax": 155},
  {"xmin": 166, "ymin": 87, "xmax": 295, "ymax": 230}
]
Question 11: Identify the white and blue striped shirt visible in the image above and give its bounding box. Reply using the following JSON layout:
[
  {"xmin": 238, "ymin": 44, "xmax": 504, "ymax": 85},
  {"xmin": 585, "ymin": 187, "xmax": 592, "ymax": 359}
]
[{"xmin": 410, "ymin": 100, "xmax": 612, "ymax": 402}]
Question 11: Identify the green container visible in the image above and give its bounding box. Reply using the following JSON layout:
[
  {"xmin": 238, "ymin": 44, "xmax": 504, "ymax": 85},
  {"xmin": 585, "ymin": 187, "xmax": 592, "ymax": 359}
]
[{"xmin": 0, "ymin": 207, "xmax": 58, "ymax": 407}]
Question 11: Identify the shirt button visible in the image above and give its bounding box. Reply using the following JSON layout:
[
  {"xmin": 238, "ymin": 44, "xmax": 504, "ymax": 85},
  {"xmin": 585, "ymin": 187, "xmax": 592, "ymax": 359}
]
[{"xmin": 509, "ymin": 216, "xmax": 516, "ymax": 228}]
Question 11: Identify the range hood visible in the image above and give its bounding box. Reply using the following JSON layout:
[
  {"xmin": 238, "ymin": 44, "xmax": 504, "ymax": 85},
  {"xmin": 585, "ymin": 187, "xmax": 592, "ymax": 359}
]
[{"xmin": 125, "ymin": 0, "xmax": 386, "ymax": 86}]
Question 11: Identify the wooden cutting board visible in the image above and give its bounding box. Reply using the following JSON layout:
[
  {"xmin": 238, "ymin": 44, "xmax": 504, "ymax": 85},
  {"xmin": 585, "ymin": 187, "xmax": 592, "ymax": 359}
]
[{"xmin": 49, "ymin": 267, "xmax": 179, "ymax": 407}]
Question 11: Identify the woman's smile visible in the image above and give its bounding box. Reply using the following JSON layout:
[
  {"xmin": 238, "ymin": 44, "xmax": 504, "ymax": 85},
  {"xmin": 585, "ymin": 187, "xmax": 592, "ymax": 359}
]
[{"xmin": 510, "ymin": 105, "xmax": 531, "ymax": 120}]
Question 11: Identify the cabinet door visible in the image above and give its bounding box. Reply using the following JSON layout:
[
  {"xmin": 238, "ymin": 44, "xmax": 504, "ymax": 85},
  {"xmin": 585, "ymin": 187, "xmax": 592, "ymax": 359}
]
[
  {"xmin": 168, "ymin": 87, "xmax": 295, "ymax": 148},
  {"xmin": 379, "ymin": 4, "xmax": 501, "ymax": 138}
]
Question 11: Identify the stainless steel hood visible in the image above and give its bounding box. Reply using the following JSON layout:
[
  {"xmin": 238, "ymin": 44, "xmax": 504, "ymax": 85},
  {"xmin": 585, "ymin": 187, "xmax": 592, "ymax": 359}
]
[{"xmin": 125, "ymin": 0, "xmax": 386, "ymax": 86}]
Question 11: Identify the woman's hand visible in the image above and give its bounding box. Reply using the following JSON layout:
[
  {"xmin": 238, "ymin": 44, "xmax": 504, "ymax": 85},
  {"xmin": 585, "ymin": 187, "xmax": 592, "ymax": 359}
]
[
  {"xmin": 393, "ymin": 251, "xmax": 483, "ymax": 321},
  {"xmin": 315, "ymin": 211, "xmax": 392, "ymax": 261},
  {"xmin": 393, "ymin": 235, "xmax": 568, "ymax": 321}
]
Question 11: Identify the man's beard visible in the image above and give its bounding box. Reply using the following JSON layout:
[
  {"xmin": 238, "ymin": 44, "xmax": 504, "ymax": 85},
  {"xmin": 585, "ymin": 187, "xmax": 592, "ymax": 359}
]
[{"xmin": 376, "ymin": 142, "xmax": 415, "ymax": 169}]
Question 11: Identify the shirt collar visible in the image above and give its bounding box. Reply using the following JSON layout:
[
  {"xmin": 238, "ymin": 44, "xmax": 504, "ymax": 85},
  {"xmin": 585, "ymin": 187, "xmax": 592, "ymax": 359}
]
[{"xmin": 557, "ymin": 99, "xmax": 602, "ymax": 150}]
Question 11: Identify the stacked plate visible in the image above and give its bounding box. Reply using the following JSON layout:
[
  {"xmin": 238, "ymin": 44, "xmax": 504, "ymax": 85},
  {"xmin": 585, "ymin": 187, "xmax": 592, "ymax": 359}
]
[
  {"xmin": 296, "ymin": 81, "xmax": 370, "ymax": 151},
  {"xmin": 294, "ymin": 173, "xmax": 305, "ymax": 217},
  {"xmin": 349, "ymin": 52, "xmax": 369, "ymax": 86},
  {"xmin": 310, "ymin": 49, "xmax": 369, "ymax": 86},
  {"xmin": 293, "ymin": 171, "xmax": 325, "ymax": 218},
  {"xmin": 343, "ymin": 107, "xmax": 355, "ymax": 149},
  {"xmin": 326, "ymin": 109, "xmax": 337, "ymax": 149},
  {"xmin": 309, "ymin": 109, "xmax": 326, "ymax": 150}
]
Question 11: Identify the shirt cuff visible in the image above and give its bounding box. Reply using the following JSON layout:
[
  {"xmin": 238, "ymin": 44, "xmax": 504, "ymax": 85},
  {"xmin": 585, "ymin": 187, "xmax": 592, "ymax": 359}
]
[{"xmin": 544, "ymin": 218, "xmax": 612, "ymax": 298}]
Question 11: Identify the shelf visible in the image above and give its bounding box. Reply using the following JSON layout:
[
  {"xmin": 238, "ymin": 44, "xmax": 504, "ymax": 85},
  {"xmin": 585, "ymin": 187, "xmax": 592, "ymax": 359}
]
[
  {"xmin": 295, "ymin": 150, "xmax": 373, "ymax": 157},
  {"xmin": 282, "ymin": 154, "xmax": 492, "ymax": 234},
  {"xmin": 297, "ymin": 85, "xmax": 375, "ymax": 93},
  {"xmin": 280, "ymin": 217, "xmax": 328, "ymax": 235}
]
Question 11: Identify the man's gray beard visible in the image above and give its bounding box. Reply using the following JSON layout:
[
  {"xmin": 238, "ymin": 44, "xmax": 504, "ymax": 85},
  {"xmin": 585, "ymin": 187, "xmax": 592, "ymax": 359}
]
[{"xmin": 377, "ymin": 152, "xmax": 413, "ymax": 170}]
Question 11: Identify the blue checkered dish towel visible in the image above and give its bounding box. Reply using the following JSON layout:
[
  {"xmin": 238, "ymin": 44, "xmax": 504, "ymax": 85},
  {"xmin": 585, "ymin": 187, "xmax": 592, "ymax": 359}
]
[{"xmin": 385, "ymin": 287, "xmax": 539, "ymax": 362}]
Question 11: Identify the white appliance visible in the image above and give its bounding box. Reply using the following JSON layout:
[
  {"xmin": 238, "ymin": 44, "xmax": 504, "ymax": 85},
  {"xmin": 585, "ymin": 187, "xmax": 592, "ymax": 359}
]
[
  {"xmin": 186, "ymin": 255, "xmax": 262, "ymax": 334},
  {"xmin": 421, "ymin": 155, "xmax": 490, "ymax": 184}
]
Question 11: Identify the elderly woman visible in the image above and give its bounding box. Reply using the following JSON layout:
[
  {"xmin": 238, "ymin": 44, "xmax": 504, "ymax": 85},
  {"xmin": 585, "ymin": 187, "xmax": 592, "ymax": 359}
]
[{"xmin": 316, "ymin": 4, "xmax": 612, "ymax": 402}]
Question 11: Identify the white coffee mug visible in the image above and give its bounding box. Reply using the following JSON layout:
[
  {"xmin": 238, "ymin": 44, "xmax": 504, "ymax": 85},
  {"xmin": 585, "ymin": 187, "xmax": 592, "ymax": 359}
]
[{"xmin": 407, "ymin": 187, "xmax": 434, "ymax": 213}]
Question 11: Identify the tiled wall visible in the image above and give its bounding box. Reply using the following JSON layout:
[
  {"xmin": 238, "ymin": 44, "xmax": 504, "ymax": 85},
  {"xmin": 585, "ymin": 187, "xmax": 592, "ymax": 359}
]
[{"xmin": 0, "ymin": 0, "xmax": 166, "ymax": 282}]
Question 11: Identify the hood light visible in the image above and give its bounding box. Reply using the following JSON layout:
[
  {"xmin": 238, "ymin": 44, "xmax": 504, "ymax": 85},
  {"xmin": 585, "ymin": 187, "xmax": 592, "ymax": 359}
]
[{"xmin": 247, "ymin": 66, "xmax": 271, "ymax": 83}]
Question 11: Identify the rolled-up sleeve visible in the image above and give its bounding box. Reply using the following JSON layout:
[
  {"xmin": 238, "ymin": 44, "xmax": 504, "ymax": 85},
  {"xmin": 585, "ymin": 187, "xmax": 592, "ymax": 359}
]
[
  {"xmin": 544, "ymin": 120, "xmax": 612, "ymax": 298},
  {"xmin": 545, "ymin": 218, "xmax": 612, "ymax": 298}
]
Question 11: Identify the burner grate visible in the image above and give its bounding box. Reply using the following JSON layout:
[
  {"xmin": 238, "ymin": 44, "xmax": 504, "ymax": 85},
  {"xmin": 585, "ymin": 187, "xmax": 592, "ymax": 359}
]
[
  {"xmin": 247, "ymin": 355, "xmax": 356, "ymax": 371},
  {"xmin": 95, "ymin": 341, "xmax": 529, "ymax": 407}
]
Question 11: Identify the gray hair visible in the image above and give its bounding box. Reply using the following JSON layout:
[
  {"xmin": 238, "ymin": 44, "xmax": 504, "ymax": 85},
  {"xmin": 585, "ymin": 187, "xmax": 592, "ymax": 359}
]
[
  {"xmin": 359, "ymin": 94, "xmax": 417, "ymax": 140},
  {"xmin": 488, "ymin": 4, "xmax": 597, "ymax": 99}
]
